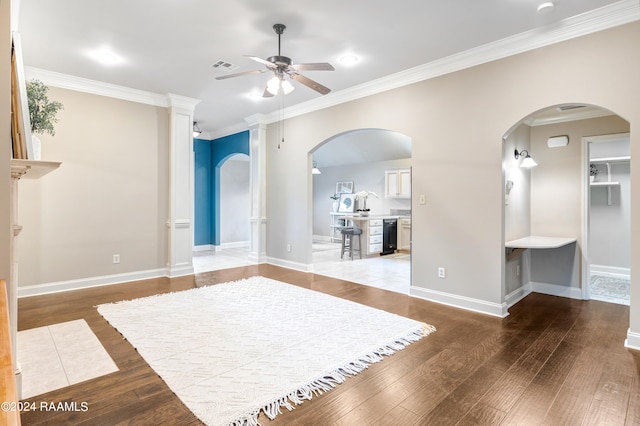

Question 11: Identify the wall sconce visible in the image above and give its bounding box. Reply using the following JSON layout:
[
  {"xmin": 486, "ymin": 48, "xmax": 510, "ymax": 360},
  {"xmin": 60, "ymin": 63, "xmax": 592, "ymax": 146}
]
[
  {"xmin": 312, "ymin": 161, "xmax": 321, "ymax": 175},
  {"xmin": 514, "ymin": 149, "xmax": 538, "ymax": 168},
  {"xmin": 193, "ymin": 122, "xmax": 202, "ymax": 138}
]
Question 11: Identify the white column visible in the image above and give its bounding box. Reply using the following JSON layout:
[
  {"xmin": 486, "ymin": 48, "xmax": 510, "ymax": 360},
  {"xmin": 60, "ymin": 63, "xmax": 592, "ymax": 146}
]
[
  {"xmin": 9, "ymin": 168, "xmax": 24, "ymax": 397},
  {"xmin": 167, "ymin": 94, "xmax": 200, "ymax": 277},
  {"xmin": 246, "ymin": 115, "xmax": 267, "ymax": 263}
]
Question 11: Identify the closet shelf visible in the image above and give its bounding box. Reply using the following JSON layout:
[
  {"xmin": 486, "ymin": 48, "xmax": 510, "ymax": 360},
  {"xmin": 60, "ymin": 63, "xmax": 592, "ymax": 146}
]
[
  {"xmin": 590, "ymin": 156, "xmax": 630, "ymax": 163},
  {"xmin": 590, "ymin": 181, "xmax": 620, "ymax": 187}
]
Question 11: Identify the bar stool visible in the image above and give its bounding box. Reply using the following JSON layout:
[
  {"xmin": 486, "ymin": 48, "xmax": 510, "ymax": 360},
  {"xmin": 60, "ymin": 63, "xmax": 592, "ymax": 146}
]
[{"xmin": 340, "ymin": 227, "xmax": 362, "ymax": 260}]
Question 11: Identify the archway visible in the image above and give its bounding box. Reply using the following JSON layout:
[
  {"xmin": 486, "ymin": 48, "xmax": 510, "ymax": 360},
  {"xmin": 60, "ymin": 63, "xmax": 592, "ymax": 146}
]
[
  {"xmin": 502, "ymin": 103, "xmax": 630, "ymax": 312},
  {"xmin": 309, "ymin": 128, "xmax": 413, "ymax": 294},
  {"xmin": 219, "ymin": 153, "xmax": 250, "ymax": 248}
]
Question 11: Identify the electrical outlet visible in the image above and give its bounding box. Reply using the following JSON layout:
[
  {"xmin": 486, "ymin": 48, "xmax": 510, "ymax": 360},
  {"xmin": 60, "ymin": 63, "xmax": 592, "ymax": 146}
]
[
  {"xmin": 516, "ymin": 265, "xmax": 520, "ymax": 276},
  {"xmin": 438, "ymin": 267, "xmax": 446, "ymax": 278},
  {"xmin": 420, "ymin": 194, "xmax": 426, "ymax": 205},
  {"xmin": 113, "ymin": 254, "xmax": 120, "ymax": 264},
  {"xmin": 286, "ymin": 244, "xmax": 291, "ymax": 253}
]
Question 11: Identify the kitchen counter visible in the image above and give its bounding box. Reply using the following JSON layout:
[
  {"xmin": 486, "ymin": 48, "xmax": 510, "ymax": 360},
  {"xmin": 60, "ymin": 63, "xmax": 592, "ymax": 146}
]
[{"xmin": 344, "ymin": 215, "xmax": 402, "ymax": 220}]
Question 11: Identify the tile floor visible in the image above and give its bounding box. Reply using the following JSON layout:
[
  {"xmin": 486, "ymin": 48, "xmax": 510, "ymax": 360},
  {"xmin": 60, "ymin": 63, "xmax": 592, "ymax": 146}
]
[
  {"xmin": 589, "ymin": 273, "xmax": 630, "ymax": 306},
  {"xmin": 193, "ymin": 241, "xmax": 411, "ymax": 294},
  {"xmin": 17, "ymin": 319, "xmax": 119, "ymax": 399}
]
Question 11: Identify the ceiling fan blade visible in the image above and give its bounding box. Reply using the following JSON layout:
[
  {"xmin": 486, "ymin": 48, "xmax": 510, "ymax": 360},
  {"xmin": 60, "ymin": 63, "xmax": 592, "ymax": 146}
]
[
  {"xmin": 290, "ymin": 73, "xmax": 331, "ymax": 95},
  {"xmin": 245, "ymin": 55, "xmax": 276, "ymax": 68},
  {"xmin": 215, "ymin": 69, "xmax": 266, "ymax": 80},
  {"xmin": 291, "ymin": 62, "xmax": 335, "ymax": 71}
]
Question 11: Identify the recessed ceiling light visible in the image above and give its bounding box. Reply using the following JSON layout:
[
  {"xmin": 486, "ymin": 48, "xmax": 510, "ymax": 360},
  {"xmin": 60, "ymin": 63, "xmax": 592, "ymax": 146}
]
[
  {"xmin": 340, "ymin": 55, "xmax": 359, "ymax": 65},
  {"xmin": 88, "ymin": 48, "xmax": 121, "ymax": 65},
  {"xmin": 537, "ymin": 2, "xmax": 555, "ymax": 13}
]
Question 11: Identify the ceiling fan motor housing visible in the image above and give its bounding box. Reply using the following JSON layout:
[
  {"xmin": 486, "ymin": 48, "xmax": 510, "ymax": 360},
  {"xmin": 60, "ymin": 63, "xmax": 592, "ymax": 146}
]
[{"xmin": 267, "ymin": 55, "xmax": 292, "ymax": 67}]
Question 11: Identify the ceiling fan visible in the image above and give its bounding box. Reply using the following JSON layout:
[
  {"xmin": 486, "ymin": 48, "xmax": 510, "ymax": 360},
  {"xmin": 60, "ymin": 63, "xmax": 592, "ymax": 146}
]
[{"xmin": 215, "ymin": 24, "xmax": 335, "ymax": 97}]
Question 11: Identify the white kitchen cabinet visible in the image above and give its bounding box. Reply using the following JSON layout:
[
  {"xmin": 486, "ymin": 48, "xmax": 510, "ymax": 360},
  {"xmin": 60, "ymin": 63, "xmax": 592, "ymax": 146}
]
[
  {"xmin": 385, "ymin": 169, "xmax": 411, "ymax": 198},
  {"xmin": 398, "ymin": 217, "xmax": 411, "ymax": 251},
  {"xmin": 367, "ymin": 219, "xmax": 383, "ymax": 254}
]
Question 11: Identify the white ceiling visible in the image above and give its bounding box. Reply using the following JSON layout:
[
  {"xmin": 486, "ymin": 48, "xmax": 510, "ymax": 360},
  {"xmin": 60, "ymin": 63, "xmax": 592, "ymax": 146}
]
[{"xmin": 16, "ymin": 0, "xmax": 630, "ymax": 140}]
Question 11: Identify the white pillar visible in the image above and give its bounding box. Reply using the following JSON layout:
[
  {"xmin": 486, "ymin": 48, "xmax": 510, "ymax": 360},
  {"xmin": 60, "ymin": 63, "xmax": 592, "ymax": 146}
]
[
  {"xmin": 246, "ymin": 115, "xmax": 267, "ymax": 263},
  {"xmin": 167, "ymin": 94, "xmax": 200, "ymax": 277}
]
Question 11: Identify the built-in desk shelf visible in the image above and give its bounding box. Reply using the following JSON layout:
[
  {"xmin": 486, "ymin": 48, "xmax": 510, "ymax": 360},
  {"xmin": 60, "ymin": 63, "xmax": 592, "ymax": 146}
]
[
  {"xmin": 506, "ymin": 236, "xmax": 576, "ymax": 249},
  {"xmin": 505, "ymin": 236, "xmax": 576, "ymax": 261}
]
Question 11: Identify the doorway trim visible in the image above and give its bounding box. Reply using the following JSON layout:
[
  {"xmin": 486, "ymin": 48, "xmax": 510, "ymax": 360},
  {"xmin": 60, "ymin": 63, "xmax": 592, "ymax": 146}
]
[{"xmin": 581, "ymin": 132, "xmax": 630, "ymax": 300}]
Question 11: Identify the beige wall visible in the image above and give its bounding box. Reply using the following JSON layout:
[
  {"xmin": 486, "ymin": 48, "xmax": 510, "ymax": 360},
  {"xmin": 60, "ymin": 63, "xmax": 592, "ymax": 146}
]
[
  {"xmin": 3, "ymin": 16, "xmax": 640, "ymax": 338},
  {"xmin": 265, "ymin": 22, "xmax": 640, "ymax": 319},
  {"xmin": 17, "ymin": 87, "xmax": 170, "ymax": 287},
  {"xmin": 504, "ymin": 123, "xmax": 532, "ymax": 243},
  {"xmin": 530, "ymin": 115, "xmax": 629, "ymax": 240}
]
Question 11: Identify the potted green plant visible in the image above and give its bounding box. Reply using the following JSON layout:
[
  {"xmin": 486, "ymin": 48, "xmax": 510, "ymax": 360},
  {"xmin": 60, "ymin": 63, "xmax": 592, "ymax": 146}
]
[{"xmin": 26, "ymin": 79, "xmax": 63, "ymax": 159}]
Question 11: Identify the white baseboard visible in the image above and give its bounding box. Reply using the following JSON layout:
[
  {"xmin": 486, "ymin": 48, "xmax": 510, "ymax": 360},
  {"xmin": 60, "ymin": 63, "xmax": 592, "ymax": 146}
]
[
  {"xmin": 17, "ymin": 268, "xmax": 169, "ymax": 298},
  {"xmin": 590, "ymin": 264, "xmax": 631, "ymax": 280},
  {"xmin": 529, "ymin": 281, "xmax": 583, "ymax": 300},
  {"xmin": 409, "ymin": 286, "xmax": 509, "ymax": 318},
  {"xmin": 625, "ymin": 328, "xmax": 640, "ymax": 351},
  {"xmin": 313, "ymin": 235, "xmax": 332, "ymax": 243},
  {"xmin": 167, "ymin": 264, "xmax": 195, "ymax": 278},
  {"xmin": 247, "ymin": 252, "xmax": 266, "ymax": 264},
  {"xmin": 505, "ymin": 284, "xmax": 532, "ymax": 308},
  {"xmin": 193, "ymin": 241, "xmax": 250, "ymax": 252},
  {"xmin": 193, "ymin": 244, "xmax": 214, "ymax": 252},
  {"xmin": 265, "ymin": 256, "xmax": 313, "ymax": 273},
  {"xmin": 220, "ymin": 241, "xmax": 250, "ymax": 249}
]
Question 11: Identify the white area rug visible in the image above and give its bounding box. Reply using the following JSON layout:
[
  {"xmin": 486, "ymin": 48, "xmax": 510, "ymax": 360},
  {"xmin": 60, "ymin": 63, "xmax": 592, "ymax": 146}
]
[{"xmin": 97, "ymin": 276, "xmax": 434, "ymax": 426}]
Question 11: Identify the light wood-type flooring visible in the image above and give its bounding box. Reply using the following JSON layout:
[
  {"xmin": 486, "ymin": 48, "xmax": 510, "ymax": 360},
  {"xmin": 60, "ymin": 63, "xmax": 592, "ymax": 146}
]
[{"xmin": 18, "ymin": 264, "xmax": 640, "ymax": 425}]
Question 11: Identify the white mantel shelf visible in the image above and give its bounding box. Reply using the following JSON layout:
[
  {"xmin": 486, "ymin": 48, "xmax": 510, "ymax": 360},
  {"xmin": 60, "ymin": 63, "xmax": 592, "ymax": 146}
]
[
  {"xmin": 11, "ymin": 159, "xmax": 61, "ymax": 179},
  {"xmin": 505, "ymin": 236, "xmax": 576, "ymax": 249}
]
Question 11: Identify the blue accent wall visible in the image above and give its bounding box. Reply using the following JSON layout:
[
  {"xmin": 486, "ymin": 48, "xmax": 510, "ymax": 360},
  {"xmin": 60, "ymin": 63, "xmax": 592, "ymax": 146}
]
[{"xmin": 194, "ymin": 130, "xmax": 250, "ymax": 247}]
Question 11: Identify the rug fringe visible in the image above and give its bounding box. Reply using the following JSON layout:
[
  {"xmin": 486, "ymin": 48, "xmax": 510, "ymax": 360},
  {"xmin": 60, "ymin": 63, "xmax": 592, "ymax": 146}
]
[{"xmin": 229, "ymin": 324, "xmax": 435, "ymax": 425}]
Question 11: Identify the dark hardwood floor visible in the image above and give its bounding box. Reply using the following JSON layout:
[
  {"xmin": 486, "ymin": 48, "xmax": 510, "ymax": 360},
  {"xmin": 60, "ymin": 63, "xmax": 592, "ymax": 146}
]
[{"xmin": 18, "ymin": 264, "xmax": 640, "ymax": 425}]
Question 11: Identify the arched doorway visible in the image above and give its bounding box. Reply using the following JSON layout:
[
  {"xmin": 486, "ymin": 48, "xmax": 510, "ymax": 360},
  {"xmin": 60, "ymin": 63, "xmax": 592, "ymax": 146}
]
[
  {"xmin": 193, "ymin": 131, "xmax": 252, "ymax": 272},
  {"xmin": 502, "ymin": 103, "xmax": 630, "ymax": 311},
  {"xmin": 309, "ymin": 128, "xmax": 413, "ymax": 294}
]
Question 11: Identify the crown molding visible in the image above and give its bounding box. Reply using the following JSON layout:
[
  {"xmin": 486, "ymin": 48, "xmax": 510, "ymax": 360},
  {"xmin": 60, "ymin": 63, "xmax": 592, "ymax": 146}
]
[
  {"xmin": 24, "ymin": 67, "xmax": 172, "ymax": 107},
  {"xmin": 257, "ymin": 0, "xmax": 640, "ymax": 126},
  {"xmin": 167, "ymin": 93, "xmax": 201, "ymax": 112}
]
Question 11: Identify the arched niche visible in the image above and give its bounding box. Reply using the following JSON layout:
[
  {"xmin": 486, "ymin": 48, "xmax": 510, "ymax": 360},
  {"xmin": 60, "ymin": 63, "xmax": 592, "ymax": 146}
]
[{"xmin": 501, "ymin": 102, "xmax": 630, "ymax": 315}]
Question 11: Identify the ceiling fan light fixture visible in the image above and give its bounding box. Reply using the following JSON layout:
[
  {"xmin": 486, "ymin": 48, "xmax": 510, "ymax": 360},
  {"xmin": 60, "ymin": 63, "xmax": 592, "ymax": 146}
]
[
  {"xmin": 281, "ymin": 79, "xmax": 295, "ymax": 94},
  {"xmin": 266, "ymin": 75, "xmax": 280, "ymax": 95}
]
